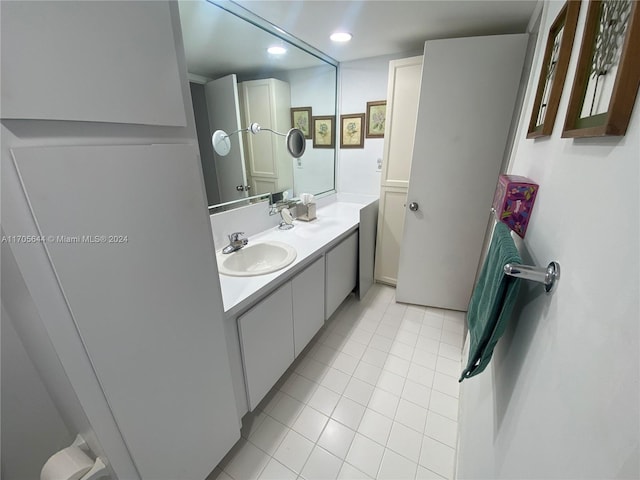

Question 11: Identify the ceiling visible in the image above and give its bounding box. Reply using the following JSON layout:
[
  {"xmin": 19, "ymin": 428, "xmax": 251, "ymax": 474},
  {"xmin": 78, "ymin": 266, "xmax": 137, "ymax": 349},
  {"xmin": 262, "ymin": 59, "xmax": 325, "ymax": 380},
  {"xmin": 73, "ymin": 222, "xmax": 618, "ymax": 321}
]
[
  {"xmin": 179, "ymin": 0, "xmax": 538, "ymax": 81},
  {"xmin": 233, "ymin": 0, "xmax": 539, "ymax": 62},
  {"xmin": 179, "ymin": 1, "xmax": 330, "ymax": 79}
]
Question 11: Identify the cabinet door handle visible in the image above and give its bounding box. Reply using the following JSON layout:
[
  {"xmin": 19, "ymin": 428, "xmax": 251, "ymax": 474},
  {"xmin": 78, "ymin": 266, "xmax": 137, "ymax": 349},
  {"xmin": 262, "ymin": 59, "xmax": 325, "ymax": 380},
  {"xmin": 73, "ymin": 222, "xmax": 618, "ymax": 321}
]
[{"xmin": 409, "ymin": 202, "xmax": 419, "ymax": 212}]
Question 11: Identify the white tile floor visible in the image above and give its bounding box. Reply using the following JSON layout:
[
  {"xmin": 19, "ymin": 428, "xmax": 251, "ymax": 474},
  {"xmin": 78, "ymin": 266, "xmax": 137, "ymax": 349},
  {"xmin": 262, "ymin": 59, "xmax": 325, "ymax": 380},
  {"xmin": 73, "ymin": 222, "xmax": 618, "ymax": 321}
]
[{"xmin": 210, "ymin": 284, "xmax": 465, "ymax": 480}]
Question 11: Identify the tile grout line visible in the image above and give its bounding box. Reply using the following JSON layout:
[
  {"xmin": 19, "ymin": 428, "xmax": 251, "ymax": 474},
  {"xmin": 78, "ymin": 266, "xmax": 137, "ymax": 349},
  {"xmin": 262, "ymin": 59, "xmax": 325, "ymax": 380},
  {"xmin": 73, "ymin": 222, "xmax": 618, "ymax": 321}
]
[
  {"xmin": 296, "ymin": 291, "xmax": 387, "ymax": 479},
  {"xmin": 223, "ymin": 286, "xmax": 462, "ymax": 480}
]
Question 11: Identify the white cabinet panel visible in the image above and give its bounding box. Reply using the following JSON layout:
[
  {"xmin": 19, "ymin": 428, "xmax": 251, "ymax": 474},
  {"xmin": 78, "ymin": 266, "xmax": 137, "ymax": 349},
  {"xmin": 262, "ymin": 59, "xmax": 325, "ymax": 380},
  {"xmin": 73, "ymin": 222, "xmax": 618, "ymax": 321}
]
[
  {"xmin": 1, "ymin": 2, "xmax": 186, "ymax": 126},
  {"xmin": 381, "ymin": 56, "xmax": 423, "ymax": 188},
  {"xmin": 11, "ymin": 144, "xmax": 238, "ymax": 480},
  {"xmin": 238, "ymin": 283, "xmax": 295, "ymax": 411},
  {"xmin": 252, "ymin": 177, "xmax": 278, "ymax": 196},
  {"xmin": 375, "ymin": 56, "xmax": 422, "ymax": 286},
  {"xmin": 325, "ymin": 232, "xmax": 358, "ymax": 319},
  {"xmin": 375, "ymin": 188, "xmax": 408, "ymax": 285},
  {"xmin": 358, "ymin": 201, "xmax": 379, "ymax": 298},
  {"xmin": 242, "ymin": 81, "xmax": 278, "ymax": 177},
  {"xmin": 292, "ymin": 257, "xmax": 325, "ymax": 357}
]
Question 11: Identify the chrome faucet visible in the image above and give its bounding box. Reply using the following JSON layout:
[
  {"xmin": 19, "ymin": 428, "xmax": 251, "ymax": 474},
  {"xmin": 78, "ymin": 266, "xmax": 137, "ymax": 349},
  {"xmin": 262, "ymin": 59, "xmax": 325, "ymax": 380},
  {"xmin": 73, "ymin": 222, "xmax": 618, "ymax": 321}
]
[{"xmin": 222, "ymin": 232, "xmax": 248, "ymax": 254}]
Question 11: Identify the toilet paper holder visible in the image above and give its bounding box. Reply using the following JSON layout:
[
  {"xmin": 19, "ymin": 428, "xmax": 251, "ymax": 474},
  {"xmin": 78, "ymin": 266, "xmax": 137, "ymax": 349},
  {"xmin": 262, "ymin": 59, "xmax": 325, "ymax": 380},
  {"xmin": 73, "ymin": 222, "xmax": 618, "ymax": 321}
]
[{"xmin": 41, "ymin": 434, "xmax": 108, "ymax": 480}]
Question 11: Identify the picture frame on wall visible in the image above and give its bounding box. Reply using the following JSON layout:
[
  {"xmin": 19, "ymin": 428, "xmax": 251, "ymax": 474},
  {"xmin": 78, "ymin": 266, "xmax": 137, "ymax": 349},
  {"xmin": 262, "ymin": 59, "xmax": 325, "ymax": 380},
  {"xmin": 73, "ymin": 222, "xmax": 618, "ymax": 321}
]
[
  {"xmin": 312, "ymin": 116, "xmax": 335, "ymax": 148},
  {"xmin": 366, "ymin": 100, "xmax": 387, "ymax": 138},
  {"xmin": 527, "ymin": 1, "xmax": 581, "ymax": 138},
  {"xmin": 562, "ymin": 0, "xmax": 640, "ymax": 138},
  {"xmin": 291, "ymin": 106, "xmax": 312, "ymax": 139},
  {"xmin": 340, "ymin": 113, "xmax": 365, "ymax": 148}
]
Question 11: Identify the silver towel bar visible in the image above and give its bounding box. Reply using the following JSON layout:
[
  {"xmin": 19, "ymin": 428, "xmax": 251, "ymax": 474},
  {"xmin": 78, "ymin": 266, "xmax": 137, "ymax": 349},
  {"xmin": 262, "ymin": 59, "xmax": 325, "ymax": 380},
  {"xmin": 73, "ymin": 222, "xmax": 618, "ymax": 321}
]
[{"xmin": 504, "ymin": 261, "xmax": 560, "ymax": 294}]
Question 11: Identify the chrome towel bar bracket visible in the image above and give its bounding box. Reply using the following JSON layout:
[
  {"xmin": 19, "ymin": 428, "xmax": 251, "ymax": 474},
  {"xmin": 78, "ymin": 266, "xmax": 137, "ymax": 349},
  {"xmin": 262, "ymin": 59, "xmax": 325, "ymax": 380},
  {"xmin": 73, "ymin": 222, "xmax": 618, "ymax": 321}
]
[{"xmin": 504, "ymin": 261, "xmax": 560, "ymax": 294}]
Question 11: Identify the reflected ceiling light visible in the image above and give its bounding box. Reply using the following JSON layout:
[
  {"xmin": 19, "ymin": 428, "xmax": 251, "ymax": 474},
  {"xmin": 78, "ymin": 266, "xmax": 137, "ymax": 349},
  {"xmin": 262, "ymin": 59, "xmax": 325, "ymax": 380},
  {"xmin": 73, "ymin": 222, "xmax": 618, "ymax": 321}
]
[
  {"xmin": 267, "ymin": 46, "xmax": 287, "ymax": 55},
  {"xmin": 330, "ymin": 32, "xmax": 352, "ymax": 42}
]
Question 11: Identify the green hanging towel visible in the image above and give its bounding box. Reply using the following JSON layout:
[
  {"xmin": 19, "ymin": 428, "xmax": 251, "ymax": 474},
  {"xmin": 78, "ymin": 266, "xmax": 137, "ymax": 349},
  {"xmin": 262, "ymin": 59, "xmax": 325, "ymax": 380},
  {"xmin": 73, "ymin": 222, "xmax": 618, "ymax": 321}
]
[{"xmin": 460, "ymin": 222, "xmax": 521, "ymax": 382}]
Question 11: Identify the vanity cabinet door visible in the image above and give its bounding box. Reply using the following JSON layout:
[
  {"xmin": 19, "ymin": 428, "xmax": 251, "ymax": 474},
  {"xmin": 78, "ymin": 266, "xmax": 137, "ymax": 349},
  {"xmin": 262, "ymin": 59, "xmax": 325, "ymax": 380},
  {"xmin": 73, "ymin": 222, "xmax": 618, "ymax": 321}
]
[
  {"xmin": 237, "ymin": 283, "xmax": 294, "ymax": 410},
  {"xmin": 325, "ymin": 232, "xmax": 359, "ymax": 319},
  {"xmin": 292, "ymin": 257, "xmax": 325, "ymax": 357}
]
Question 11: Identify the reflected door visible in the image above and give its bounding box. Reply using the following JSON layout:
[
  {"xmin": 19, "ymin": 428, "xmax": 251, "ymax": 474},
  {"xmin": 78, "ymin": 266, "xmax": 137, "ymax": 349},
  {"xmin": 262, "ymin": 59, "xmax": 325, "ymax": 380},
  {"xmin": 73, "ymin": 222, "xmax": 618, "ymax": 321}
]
[
  {"xmin": 239, "ymin": 78, "xmax": 293, "ymax": 196},
  {"xmin": 205, "ymin": 74, "xmax": 248, "ymax": 202},
  {"xmin": 396, "ymin": 34, "xmax": 528, "ymax": 311}
]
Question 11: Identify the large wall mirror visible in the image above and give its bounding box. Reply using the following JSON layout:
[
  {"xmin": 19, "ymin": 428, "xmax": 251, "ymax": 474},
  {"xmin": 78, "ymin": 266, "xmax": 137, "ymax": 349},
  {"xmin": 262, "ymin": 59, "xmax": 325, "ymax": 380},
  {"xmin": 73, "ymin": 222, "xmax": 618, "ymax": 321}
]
[{"xmin": 179, "ymin": 0, "xmax": 338, "ymax": 209}]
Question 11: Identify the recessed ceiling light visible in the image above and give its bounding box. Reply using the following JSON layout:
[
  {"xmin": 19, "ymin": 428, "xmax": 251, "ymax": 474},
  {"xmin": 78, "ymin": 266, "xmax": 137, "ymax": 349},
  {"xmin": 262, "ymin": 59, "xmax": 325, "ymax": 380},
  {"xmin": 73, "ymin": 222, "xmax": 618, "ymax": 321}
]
[
  {"xmin": 330, "ymin": 32, "xmax": 352, "ymax": 43},
  {"xmin": 267, "ymin": 46, "xmax": 287, "ymax": 55}
]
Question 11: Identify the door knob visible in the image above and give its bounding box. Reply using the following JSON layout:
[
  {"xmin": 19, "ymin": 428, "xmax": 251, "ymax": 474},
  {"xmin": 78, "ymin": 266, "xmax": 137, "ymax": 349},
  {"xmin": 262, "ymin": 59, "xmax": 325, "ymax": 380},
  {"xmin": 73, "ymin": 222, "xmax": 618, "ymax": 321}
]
[
  {"xmin": 409, "ymin": 202, "xmax": 419, "ymax": 211},
  {"xmin": 236, "ymin": 185, "xmax": 245, "ymax": 191}
]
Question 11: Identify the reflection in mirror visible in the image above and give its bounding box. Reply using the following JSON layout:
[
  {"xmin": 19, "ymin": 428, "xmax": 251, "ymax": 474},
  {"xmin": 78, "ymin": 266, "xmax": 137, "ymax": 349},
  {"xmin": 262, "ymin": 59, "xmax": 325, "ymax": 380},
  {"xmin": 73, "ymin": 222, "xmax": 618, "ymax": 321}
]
[
  {"xmin": 211, "ymin": 123, "xmax": 306, "ymax": 159},
  {"xmin": 207, "ymin": 192, "xmax": 272, "ymax": 215},
  {"xmin": 286, "ymin": 128, "xmax": 307, "ymax": 158},
  {"xmin": 178, "ymin": 0, "xmax": 337, "ymax": 209}
]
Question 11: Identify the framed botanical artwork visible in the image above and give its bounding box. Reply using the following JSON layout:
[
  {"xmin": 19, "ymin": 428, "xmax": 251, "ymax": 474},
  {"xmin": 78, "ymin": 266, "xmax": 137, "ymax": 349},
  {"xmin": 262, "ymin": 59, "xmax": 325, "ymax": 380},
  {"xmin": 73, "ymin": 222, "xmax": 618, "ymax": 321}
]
[
  {"xmin": 366, "ymin": 100, "xmax": 387, "ymax": 138},
  {"xmin": 562, "ymin": 0, "xmax": 640, "ymax": 138},
  {"xmin": 527, "ymin": 1, "xmax": 581, "ymax": 138},
  {"xmin": 312, "ymin": 115, "xmax": 335, "ymax": 148},
  {"xmin": 291, "ymin": 107, "xmax": 312, "ymax": 139},
  {"xmin": 340, "ymin": 113, "xmax": 365, "ymax": 148}
]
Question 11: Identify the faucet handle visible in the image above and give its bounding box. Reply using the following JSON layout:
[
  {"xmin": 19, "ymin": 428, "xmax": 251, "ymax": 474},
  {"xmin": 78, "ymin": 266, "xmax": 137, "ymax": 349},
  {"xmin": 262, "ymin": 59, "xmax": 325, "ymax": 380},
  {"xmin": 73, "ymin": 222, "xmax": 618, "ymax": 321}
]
[{"xmin": 228, "ymin": 232, "xmax": 246, "ymax": 242}]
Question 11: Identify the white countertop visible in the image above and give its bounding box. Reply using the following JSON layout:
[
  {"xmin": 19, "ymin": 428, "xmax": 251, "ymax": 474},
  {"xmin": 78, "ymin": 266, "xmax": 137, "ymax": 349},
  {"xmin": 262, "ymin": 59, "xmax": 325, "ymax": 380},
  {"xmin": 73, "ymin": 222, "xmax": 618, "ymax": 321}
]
[{"xmin": 217, "ymin": 200, "xmax": 369, "ymax": 317}]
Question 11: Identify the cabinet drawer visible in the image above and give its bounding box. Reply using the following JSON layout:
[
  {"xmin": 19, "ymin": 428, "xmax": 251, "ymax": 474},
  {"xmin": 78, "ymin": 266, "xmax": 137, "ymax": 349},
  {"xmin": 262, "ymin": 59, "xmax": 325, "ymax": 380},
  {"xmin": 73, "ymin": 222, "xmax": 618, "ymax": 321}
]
[{"xmin": 238, "ymin": 283, "xmax": 294, "ymax": 410}]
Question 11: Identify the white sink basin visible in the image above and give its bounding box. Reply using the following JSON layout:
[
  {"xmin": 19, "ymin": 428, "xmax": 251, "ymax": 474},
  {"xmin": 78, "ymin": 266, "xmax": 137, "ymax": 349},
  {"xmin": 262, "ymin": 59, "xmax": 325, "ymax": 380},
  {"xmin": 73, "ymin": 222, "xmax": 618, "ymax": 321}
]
[{"xmin": 217, "ymin": 241, "xmax": 297, "ymax": 277}]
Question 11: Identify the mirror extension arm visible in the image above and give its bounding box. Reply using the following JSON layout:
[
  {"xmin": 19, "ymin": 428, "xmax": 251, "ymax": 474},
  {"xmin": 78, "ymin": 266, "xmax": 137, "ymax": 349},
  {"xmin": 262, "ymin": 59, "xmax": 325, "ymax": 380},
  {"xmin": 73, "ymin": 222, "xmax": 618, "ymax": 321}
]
[{"xmin": 212, "ymin": 122, "xmax": 306, "ymax": 158}]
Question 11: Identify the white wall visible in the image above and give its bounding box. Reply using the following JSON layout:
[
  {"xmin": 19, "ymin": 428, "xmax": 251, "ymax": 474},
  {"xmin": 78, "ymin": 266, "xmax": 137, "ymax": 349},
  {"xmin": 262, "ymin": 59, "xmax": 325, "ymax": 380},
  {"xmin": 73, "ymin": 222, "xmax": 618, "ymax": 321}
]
[
  {"xmin": 457, "ymin": 2, "xmax": 639, "ymax": 478},
  {"xmin": 284, "ymin": 65, "xmax": 337, "ymax": 196},
  {"xmin": 337, "ymin": 52, "xmax": 420, "ymax": 195}
]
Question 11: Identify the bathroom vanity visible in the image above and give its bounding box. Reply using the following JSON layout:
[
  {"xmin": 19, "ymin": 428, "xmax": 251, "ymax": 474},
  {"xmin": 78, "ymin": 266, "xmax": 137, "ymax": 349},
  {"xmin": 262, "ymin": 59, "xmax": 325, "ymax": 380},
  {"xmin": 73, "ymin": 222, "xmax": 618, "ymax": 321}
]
[{"xmin": 211, "ymin": 196, "xmax": 378, "ymax": 417}]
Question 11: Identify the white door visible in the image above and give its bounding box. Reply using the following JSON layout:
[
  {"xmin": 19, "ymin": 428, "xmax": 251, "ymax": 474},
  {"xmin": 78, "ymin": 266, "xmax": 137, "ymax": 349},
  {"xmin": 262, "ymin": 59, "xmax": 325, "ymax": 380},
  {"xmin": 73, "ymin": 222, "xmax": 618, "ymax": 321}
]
[
  {"xmin": 375, "ymin": 55, "xmax": 423, "ymax": 285},
  {"xmin": 396, "ymin": 34, "xmax": 528, "ymax": 311},
  {"xmin": 205, "ymin": 74, "xmax": 248, "ymax": 202}
]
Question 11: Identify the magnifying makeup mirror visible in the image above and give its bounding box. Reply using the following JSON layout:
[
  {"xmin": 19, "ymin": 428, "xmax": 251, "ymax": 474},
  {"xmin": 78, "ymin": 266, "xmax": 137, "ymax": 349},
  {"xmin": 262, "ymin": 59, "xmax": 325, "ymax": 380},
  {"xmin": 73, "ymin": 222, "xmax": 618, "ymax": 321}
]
[
  {"xmin": 286, "ymin": 129, "xmax": 306, "ymax": 158},
  {"xmin": 212, "ymin": 123, "xmax": 306, "ymax": 158}
]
